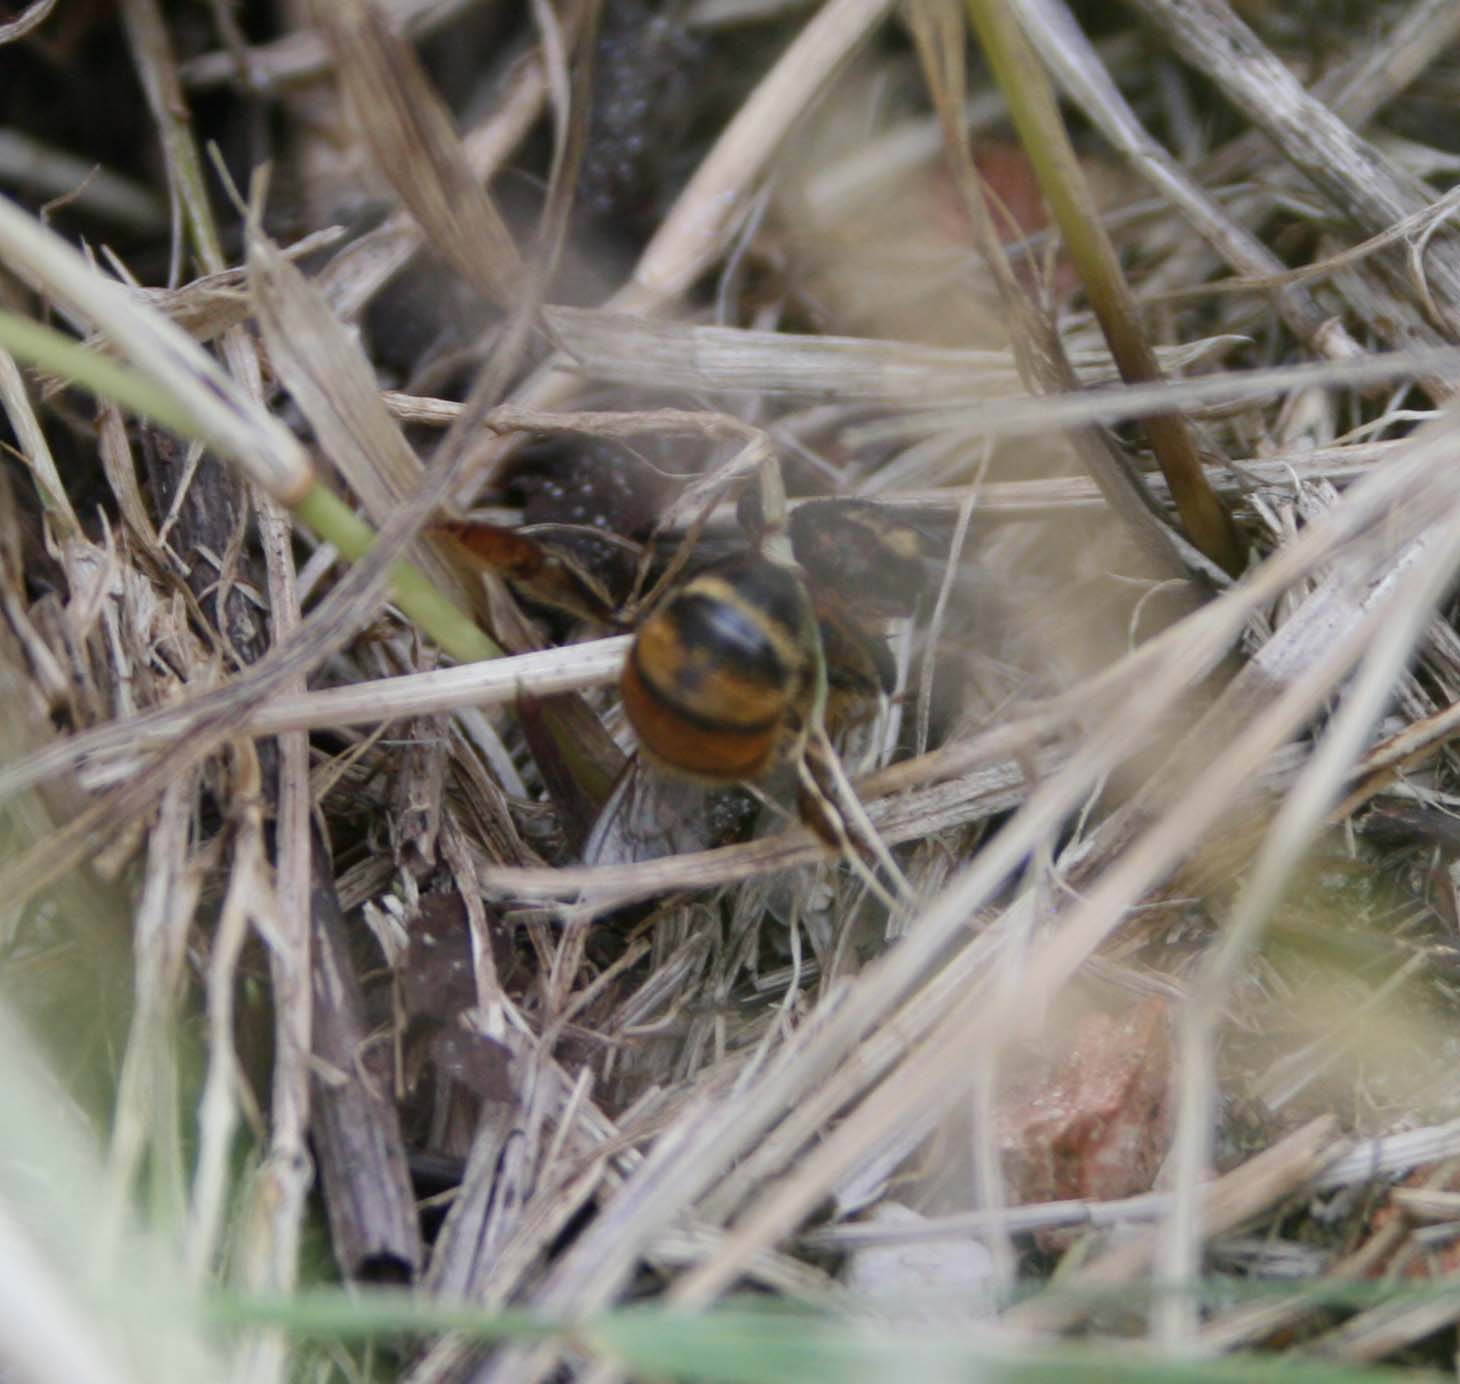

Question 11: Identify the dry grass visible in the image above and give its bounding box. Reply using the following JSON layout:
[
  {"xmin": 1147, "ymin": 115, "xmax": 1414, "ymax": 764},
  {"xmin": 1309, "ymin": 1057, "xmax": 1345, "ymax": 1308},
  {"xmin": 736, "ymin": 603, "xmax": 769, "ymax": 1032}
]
[{"xmin": 6, "ymin": 0, "xmax": 1460, "ymax": 1380}]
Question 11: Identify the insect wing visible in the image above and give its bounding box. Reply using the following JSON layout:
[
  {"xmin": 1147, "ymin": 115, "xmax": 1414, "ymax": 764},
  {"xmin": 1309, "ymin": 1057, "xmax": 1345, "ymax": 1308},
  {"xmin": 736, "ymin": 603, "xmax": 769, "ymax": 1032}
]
[{"xmin": 582, "ymin": 759, "xmax": 757, "ymax": 867}]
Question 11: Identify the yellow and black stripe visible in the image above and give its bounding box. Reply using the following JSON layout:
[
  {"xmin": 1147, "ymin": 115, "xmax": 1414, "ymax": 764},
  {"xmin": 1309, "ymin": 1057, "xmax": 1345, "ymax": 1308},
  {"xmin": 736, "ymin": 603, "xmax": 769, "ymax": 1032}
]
[{"xmin": 621, "ymin": 556, "xmax": 816, "ymax": 779}]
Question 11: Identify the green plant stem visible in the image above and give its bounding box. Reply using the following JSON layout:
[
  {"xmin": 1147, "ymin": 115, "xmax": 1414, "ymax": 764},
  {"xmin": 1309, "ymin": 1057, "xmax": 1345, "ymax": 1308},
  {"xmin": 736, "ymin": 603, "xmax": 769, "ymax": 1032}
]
[
  {"xmin": 0, "ymin": 309, "xmax": 497, "ymax": 663},
  {"xmin": 964, "ymin": 0, "xmax": 1243, "ymax": 576},
  {"xmin": 292, "ymin": 485, "xmax": 500, "ymax": 663},
  {"xmin": 202, "ymin": 1290, "xmax": 1440, "ymax": 1382},
  {"xmin": 120, "ymin": 0, "xmax": 227, "ymax": 274},
  {"xmin": 0, "ymin": 310, "xmax": 197, "ymax": 439}
]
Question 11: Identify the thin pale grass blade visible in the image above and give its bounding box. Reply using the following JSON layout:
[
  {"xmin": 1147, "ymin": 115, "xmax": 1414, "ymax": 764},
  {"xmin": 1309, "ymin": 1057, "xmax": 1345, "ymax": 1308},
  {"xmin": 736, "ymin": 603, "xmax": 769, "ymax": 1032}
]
[
  {"xmin": 623, "ymin": 0, "xmax": 897, "ymax": 310},
  {"xmin": 0, "ymin": 195, "xmax": 314, "ymax": 502},
  {"xmin": 179, "ymin": 0, "xmax": 482, "ymax": 92},
  {"xmin": 485, "ymin": 739, "xmax": 1058, "ymax": 908},
  {"xmin": 0, "ymin": 636, "xmax": 627, "ymax": 803},
  {"xmin": 0, "ymin": 0, "xmax": 57, "ymax": 44},
  {"xmin": 246, "ymin": 219, "xmax": 466, "ymax": 601},
  {"xmin": 0, "ymin": 130, "xmax": 164, "ymax": 234},
  {"xmin": 545, "ymin": 304, "xmax": 1245, "ymax": 399},
  {"xmin": 845, "ymin": 346, "xmax": 1460, "ymax": 445},
  {"xmin": 0, "ymin": 346, "xmax": 80, "ymax": 535},
  {"xmin": 120, "ymin": 0, "xmax": 228, "ymax": 275},
  {"xmin": 95, "ymin": 401, "xmax": 161, "ymax": 550},
  {"xmin": 798, "ymin": 1113, "xmax": 1460, "ymax": 1248}
]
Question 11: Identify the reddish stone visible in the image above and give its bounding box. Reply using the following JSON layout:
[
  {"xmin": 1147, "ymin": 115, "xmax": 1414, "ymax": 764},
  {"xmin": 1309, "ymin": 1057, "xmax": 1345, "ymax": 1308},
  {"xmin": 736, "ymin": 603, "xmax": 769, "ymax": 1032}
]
[{"xmin": 999, "ymin": 998, "xmax": 1174, "ymax": 1206}]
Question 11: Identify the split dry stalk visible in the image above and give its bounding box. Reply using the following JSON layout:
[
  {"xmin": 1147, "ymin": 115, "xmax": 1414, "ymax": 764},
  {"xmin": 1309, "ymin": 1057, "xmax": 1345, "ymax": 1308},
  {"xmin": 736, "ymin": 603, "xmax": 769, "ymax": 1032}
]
[{"xmin": 318, "ymin": 0, "xmax": 587, "ymax": 323}]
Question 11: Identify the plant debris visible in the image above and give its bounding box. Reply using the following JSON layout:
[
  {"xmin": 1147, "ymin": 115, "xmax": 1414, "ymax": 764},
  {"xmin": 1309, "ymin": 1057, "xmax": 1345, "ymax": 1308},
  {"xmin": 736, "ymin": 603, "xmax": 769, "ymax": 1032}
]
[{"xmin": 6, "ymin": 1, "xmax": 1460, "ymax": 1380}]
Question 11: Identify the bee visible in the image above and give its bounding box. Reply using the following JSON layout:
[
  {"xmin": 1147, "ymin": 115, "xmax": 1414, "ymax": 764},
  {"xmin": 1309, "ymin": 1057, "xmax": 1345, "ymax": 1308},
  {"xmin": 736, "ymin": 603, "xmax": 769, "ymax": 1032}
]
[
  {"xmin": 432, "ymin": 518, "xmax": 628, "ymax": 627},
  {"xmin": 619, "ymin": 554, "xmax": 819, "ymax": 781},
  {"xmin": 439, "ymin": 493, "xmax": 945, "ymax": 867},
  {"xmin": 598, "ymin": 498, "xmax": 944, "ymax": 874},
  {"xmin": 618, "ymin": 549, "xmax": 907, "ymax": 783}
]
